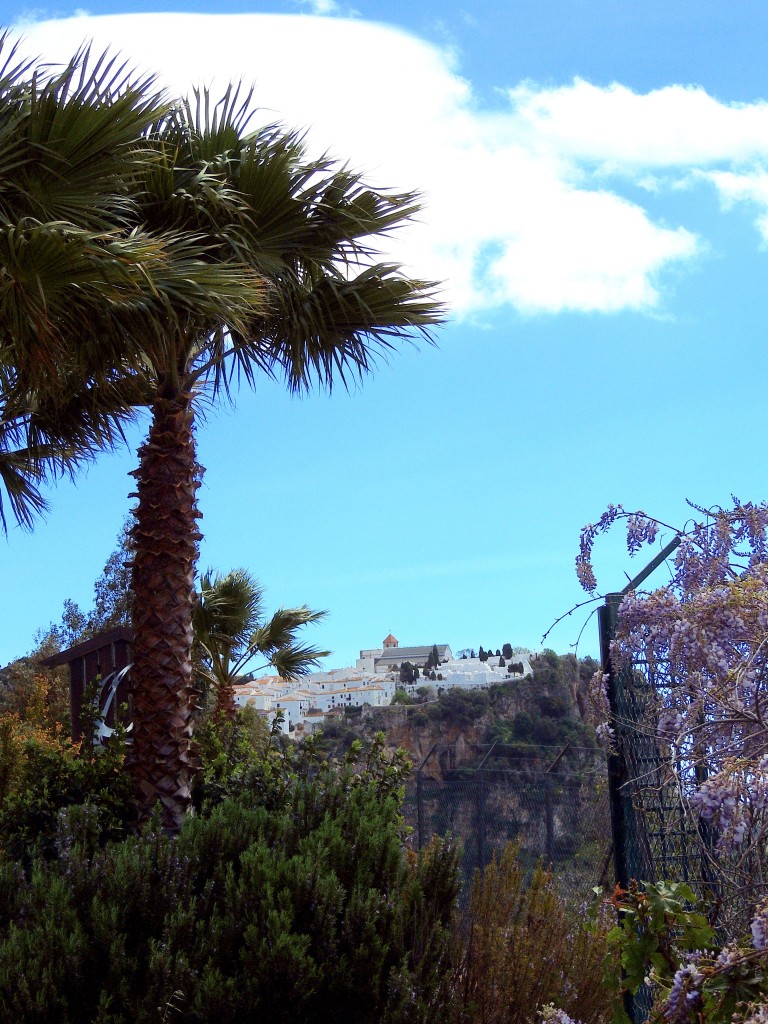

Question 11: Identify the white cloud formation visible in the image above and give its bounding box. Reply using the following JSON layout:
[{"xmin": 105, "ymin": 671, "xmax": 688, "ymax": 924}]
[
  {"xmin": 7, "ymin": 12, "xmax": 768, "ymax": 317},
  {"xmin": 508, "ymin": 79, "xmax": 768, "ymax": 169}
]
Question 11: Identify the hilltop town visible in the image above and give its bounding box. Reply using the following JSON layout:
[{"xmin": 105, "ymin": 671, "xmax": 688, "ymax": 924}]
[{"xmin": 233, "ymin": 633, "xmax": 534, "ymax": 735}]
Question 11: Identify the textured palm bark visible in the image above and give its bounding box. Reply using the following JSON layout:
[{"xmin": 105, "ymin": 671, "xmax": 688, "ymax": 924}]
[
  {"xmin": 214, "ymin": 682, "xmax": 237, "ymax": 721},
  {"xmin": 127, "ymin": 393, "xmax": 202, "ymax": 831}
]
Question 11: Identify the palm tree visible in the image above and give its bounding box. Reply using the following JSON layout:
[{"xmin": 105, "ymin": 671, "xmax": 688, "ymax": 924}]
[
  {"xmin": 0, "ymin": 44, "xmax": 266, "ymax": 824},
  {"xmin": 1, "ymin": 43, "xmax": 443, "ymax": 830},
  {"xmin": 193, "ymin": 569, "xmax": 328, "ymax": 719},
  {"xmin": 123, "ymin": 89, "xmax": 443, "ymax": 829}
]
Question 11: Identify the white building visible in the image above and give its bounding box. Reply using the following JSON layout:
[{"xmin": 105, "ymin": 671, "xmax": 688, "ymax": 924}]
[
  {"xmin": 232, "ymin": 638, "xmax": 534, "ymax": 734},
  {"xmin": 355, "ymin": 634, "xmax": 453, "ymax": 674}
]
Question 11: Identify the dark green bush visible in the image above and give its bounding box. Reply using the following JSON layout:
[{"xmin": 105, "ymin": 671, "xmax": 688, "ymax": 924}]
[
  {"xmin": 512, "ymin": 710, "xmax": 534, "ymax": 740},
  {"xmin": 426, "ymin": 689, "xmax": 488, "ymax": 728},
  {"xmin": 534, "ymin": 694, "xmax": 570, "ymax": 719},
  {"xmin": 0, "ymin": 729, "xmax": 460, "ymax": 1024}
]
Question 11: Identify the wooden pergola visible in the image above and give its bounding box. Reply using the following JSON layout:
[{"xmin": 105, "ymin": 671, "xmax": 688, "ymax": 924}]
[{"xmin": 41, "ymin": 626, "xmax": 133, "ymax": 741}]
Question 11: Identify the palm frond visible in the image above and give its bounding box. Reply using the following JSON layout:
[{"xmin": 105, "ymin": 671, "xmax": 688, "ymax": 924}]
[
  {"xmin": 184, "ymin": 82, "xmax": 256, "ymax": 160},
  {"xmin": 247, "ymin": 606, "xmax": 328, "ymax": 658},
  {"xmin": 267, "ymin": 641, "xmax": 331, "ymax": 681},
  {"xmin": 194, "ymin": 568, "xmax": 265, "ymax": 652},
  {"xmin": 233, "ymin": 265, "xmax": 442, "ymax": 395},
  {"xmin": 0, "ymin": 45, "xmax": 168, "ymax": 231},
  {"xmin": 193, "ymin": 572, "xmax": 328, "ymax": 692},
  {"xmin": 0, "ymin": 440, "xmax": 48, "ymax": 532}
]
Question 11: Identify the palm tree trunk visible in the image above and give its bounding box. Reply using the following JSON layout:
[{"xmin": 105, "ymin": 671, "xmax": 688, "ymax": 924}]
[
  {"xmin": 214, "ymin": 681, "xmax": 237, "ymax": 720},
  {"xmin": 127, "ymin": 391, "xmax": 202, "ymax": 831}
]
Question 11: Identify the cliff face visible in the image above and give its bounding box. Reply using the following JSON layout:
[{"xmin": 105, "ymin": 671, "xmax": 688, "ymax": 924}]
[{"xmin": 324, "ymin": 653, "xmax": 600, "ymax": 774}]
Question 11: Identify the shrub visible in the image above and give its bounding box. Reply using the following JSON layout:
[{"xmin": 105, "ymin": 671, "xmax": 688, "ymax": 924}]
[
  {"xmin": 446, "ymin": 844, "xmax": 618, "ymax": 1024},
  {"xmin": 0, "ymin": 736, "xmax": 460, "ymax": 1024},
  {"xmin": 0, "ymin": 705, "xmax": 133, "ymax": 864}
]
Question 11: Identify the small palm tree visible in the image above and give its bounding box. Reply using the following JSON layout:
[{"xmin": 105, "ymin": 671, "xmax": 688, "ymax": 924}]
[{"xmin": 193, "ymin": 569, "xmax": 329, "ymax": 719}]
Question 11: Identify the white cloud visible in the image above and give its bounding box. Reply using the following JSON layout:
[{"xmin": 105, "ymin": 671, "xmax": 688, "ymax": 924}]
[
  {"xmin": 508, "ymin": 79, "xmax": 768, "ymax": 170},
  {"xmin": 295, "ymin": 0, "xmax": 341, "ymax": 15},
  {"xmin": 7, "ymin": 12, "xmax": 768, "ymax": 317},
  {"xmin": 698, "ymin": 169, "xmax": 768, "ymax": 243}
]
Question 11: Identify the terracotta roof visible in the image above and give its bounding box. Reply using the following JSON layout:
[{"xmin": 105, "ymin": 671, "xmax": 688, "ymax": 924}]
[{"xmin": 383, "ymin": 633, "xmax": 398, "ymax": 645}]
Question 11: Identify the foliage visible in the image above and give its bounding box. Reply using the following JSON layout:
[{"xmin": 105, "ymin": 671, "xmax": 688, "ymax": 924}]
[
  {"xmin": 426, "ymin": 688, "xmax": 489, "ymax": 727},
  {"xmin": 0, "ymin": 664, "xmax": 69, "ymax": 733},
  {"xmin": 0, "ymin": 729, "xmax": 460, "ymax": 1024},
  {"xmin": 0, "ymin": 42, "xmax": 170, "ymax": 534},
  {"xmin": 482, "ymin": 655, "xmax": 598, "ymax": 756},
  {"xmin": 193, "ymin": 569, "xmax": 328, "ymax": 716},
  {"xmin": 399, "ymin": 661, "xmax": 417, "ymax": 685},
  {"xmin": 446, "ymin": 844, "xmax": 619, "ymax": 1024},
  {"xmin": 0, "ymin": 719, "xmax": 133, "ymax": 865},
  {"xmin": 392, "ymin": 688, "xmax": 416, "ymax": 705},
  {"xmin": 577, "ymin": 499, "xmax": 768, "ymax": 924},
  {"xmin": 426, "ymin": 645, "xmax": 441, "ymax": 672},
  {"xmin": 603, "ymin": 881, "xmax": 768, "ymax": 1024}
]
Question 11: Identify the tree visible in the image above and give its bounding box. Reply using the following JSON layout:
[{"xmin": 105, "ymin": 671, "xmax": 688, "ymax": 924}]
[
  {"xmin": 193, "ymin": 569, "xmax": 328, "ymax": 718},
  {"xmin": 1, "ymin": 46, "xmax": 443, "ymax": 829},
  {"xmin": 127, "ymin": 91, "xmax": 442, "ymax": 830},
  {"xmin": 478, "ymin": 647, "xmax": 488, "ymax": 662},
  {"xmin": 502, "ymin": 643, "xmax": 513, "ymax": 660},
  {"xmin": 399, "ymin": 661, "xmax": 415, "ymax": 685},
  {"xmin": 390, "ymin": 688, "xmax": 414, "ymax": 705}
]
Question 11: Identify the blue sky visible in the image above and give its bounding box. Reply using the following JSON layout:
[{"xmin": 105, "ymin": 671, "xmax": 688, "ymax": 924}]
[{"xmin": 1, "ymin": 1, "xmax": 767, "ymax": 668}]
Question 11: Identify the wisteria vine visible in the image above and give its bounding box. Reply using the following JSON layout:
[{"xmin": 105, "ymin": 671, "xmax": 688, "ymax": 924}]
[{"xmin": 578, "ymin": 498, "xmax": 768, "ymax": 918}]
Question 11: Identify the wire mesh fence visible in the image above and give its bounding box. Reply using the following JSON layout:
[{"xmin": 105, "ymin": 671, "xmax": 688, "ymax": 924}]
[
  {"xmin": 403, "ymin": 741, "xmax": 612, "ymax": 898},
  {"xmin": 599, "ymin": 597, "xmax": 732, "ymax": 909},
  {"xmin": 599, "ymin": 592, "xmax": 749, "ymax": 1024}
]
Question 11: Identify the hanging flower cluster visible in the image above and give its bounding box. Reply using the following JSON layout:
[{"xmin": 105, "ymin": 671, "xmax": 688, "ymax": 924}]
[{"xmin": 661, "ymin": 963, "xmax": 703, "ymax": 1023}]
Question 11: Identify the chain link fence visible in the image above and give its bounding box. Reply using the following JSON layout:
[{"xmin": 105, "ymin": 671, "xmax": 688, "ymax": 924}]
[{"xmin": 402, "ymin": 741, "xmax": 612, "ymax": 898}]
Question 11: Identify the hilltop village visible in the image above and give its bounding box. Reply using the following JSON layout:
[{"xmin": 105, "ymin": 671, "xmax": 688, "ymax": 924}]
[{"xmin": 233, "ymin": 634, "xmax": 534, "ymax": 735}]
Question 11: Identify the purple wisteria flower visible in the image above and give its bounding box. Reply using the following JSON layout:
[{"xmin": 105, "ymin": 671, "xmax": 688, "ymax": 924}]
[
  {"xmin": 662, "ymin": 964, "xmax": 703, "ymax": 1024},
  {"xmin": 750, "ymin": 898, "xmax": 768, "ymax": 950},
  {"xmin": 595, "ymin": 721, "xmax": 615, "ymax": 749},
  {"xmin": 691, "ymin": 770, "xmax": 748, "ymax": 850},
  {"xmin": 626, "ymin": 513, "xmax": 660, "ymax": 556},
  {"xmin": 539, "ymin": 1004, "xmax": 583, "ymax": 1024},
  {"xmin": 575, "ymin": 504, "xmax": 624, "ymax": 594},
  {"xmin": 715, "ymin": 942, "xmax": 742, "ymax": 969}
]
